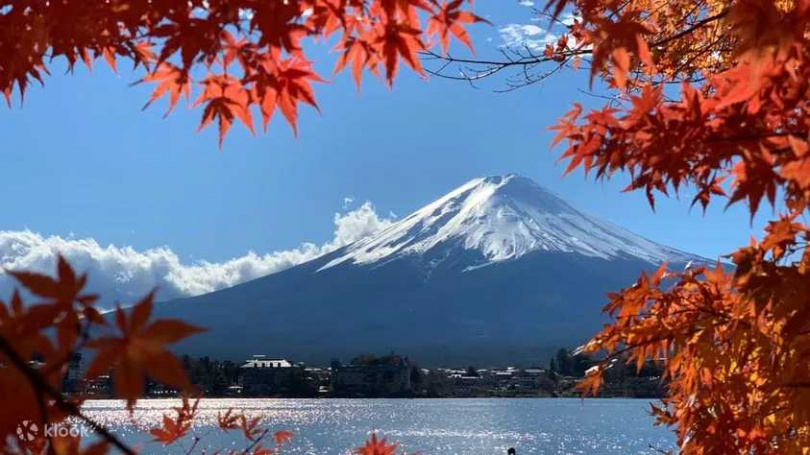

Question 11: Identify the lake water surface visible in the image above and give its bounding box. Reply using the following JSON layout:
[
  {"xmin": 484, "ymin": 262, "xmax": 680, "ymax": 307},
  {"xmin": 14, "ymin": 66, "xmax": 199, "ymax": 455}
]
[{"xmin": 83, "ymin": 398, "xmax": 675, "ymax": 454}]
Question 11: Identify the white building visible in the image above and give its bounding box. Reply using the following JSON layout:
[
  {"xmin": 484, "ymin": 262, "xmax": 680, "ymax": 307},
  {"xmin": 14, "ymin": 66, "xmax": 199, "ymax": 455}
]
[{"xmin": 241, "ymin": 355, "xmax": 293, "ymax": 369}]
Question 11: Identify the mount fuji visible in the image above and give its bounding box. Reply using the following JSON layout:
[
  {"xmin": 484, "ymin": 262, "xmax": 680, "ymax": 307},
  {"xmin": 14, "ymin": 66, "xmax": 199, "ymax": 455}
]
[{"xmin": 156, "ymin": 174, "xmax": 704, "ymax": 366}]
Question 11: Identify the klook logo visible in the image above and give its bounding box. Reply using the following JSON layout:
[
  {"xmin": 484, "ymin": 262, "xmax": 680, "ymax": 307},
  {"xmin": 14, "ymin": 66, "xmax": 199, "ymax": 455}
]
[
  {"xmin": 15, "ymin": 420, "xmax": 92, "ymax": 441},
  {"xmin": 16, "ymin": 420, "xmax": 39, "ymax": 442}
]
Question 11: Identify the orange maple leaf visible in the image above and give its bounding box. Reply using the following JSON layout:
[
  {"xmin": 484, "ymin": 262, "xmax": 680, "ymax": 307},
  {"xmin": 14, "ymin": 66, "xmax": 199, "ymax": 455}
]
[
  {"xmin": 239, "ymin": 415, "xmax": 264, "ymax": 441},
  {"xmin": 217, "ymin": 409, "xmax": 241, "ymax": 431},
  {"xmin": 150, "ymin": 396, "xmax": 199, "ymax": 445},
  {"xmin": 85, "ymin": 291, "xmax": 204, "ymax": 408},
  {"xmin": 375, "ymin": 19, "xmax": 425, "ymax": 86},
  {"xmin": 335, "ymin": 36, "xmax": 380, "ymax": 90},
  {"xmin": 250, "ymin": 443, "xmax": 279, "ymax": 455},
  {"xmin": 8, "ymin": 256, "xmax": 102, "ymax": 356},
  {"xmin": 427, "ymin": 0, "xmax": 488, "ymax": 55},
  {"xmin": 251, "ymin": 56, "xmax": 324, "ymax": 135},
  {"xmin": 195, "ymin": 74, "xmax": 255, "ymax": 147},
  {"xmin": 8, "ymin": 255, "xmax": 98, "ymax": 310},
  {"xmin": 140, "ymin": 63, "xmax": 192, "ymax": 116},
  {"xmin": 274, "ymin": 430, "xmax": 294, "ymax": 446},
  {"xmin": 354, "ymin": 433, "xmax": 400, "ymax": 455}
]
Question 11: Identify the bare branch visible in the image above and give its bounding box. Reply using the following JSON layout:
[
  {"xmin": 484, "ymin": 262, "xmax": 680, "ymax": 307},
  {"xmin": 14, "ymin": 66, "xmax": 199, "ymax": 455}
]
[{"xmin": 0, "ymin": 336, "xmax": 136, "ymax": 455}]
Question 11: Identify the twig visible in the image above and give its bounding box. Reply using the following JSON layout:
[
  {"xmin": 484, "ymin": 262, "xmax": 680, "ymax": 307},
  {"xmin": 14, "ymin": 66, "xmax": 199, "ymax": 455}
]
[
  {"xmin": 652, "ymin": 10, "xmax": 730, "ymax": 49},
  {"xmin": 421, "ymin": 7, "xmax": 731, "ymax": 89},
  {"xmin": 242, "ymin": 429, "xmax": 270, "ymax": 454},
  {"xmin": 0, "ymin": 336, "xmax": 136, "ymax": 455},
  {"xmin": 186, "ymin": 435, "xmax": 201, "ymax": 455}
]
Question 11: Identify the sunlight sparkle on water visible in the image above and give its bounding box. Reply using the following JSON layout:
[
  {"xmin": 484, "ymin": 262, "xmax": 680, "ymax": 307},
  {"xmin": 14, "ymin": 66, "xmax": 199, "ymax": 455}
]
[{"xmin": 82, "ymin": 398, "xmax": 674, "ymax": 454}]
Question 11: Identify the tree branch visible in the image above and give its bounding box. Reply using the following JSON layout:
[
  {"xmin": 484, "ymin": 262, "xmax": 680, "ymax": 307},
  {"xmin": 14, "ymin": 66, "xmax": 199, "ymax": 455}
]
[
  {"xmin": 421, "ymin": 7, "xmax": 731, "ymax": 87},
  {"xmin": 0, "ymin": 336, "xmax": 135, "ymax": 455}
]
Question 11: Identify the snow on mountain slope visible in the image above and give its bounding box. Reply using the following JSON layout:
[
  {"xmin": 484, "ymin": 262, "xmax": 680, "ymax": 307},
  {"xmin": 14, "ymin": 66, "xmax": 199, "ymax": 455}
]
[
  {"xmin": 157, "ymin": 174, "xmax": 709, "ymax": 364},
  {"xmin": 321, "ymin": 174, "xmax": 698, "ymax": 271}
]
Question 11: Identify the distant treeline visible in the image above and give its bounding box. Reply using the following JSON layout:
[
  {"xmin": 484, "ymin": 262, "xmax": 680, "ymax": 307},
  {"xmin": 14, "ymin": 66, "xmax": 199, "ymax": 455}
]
[
  {"xmin": 173, "ymin": 349, "xmax": 666, "ymax": 399},
  {"xmin": 545, "ymin": 348, "xmax": 666, "ymax": 398},
  {"xmin": 181, "ymin": 355, "xmax": 244, "ymax": 396}
]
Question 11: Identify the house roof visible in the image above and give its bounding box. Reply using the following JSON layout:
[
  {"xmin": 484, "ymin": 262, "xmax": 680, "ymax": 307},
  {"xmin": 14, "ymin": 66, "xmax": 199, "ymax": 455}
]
[{"xmin": 241, "ymin": 358, "xmax": 294, "ymax": 368}]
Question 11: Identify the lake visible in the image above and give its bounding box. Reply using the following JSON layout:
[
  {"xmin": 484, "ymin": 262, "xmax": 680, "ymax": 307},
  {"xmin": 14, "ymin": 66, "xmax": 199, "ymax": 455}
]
[{"xmin": 82, "ymin": 398, "xmax": 676, "ymax": 454}]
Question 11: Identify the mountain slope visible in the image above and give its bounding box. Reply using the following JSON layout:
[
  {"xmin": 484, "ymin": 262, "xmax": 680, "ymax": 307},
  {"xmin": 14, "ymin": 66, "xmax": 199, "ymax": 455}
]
[
  {"xmin": 156, "ymin": 175, "xmax": 704, "ymax": 366},
  {"xmin": 322, "ymin": 174, "xmax": 695, "ymax": 270}
]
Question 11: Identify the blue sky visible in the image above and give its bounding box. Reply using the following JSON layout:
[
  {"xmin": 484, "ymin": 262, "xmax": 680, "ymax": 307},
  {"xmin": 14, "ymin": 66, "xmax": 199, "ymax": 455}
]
[{"xmin": 0, "ymin": 2, "xmax": 772, "ymax": 300}]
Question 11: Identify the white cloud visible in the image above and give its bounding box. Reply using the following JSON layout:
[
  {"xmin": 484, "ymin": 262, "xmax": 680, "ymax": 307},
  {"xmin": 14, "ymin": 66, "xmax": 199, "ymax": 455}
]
[
  {"xmin": 518, "ymin": 0, "xmax": 535, "ymax": 6},
  {"xmin": 498, "ymin": 12, "xmax": 582, "ymax": 51},
  {"xmin": 0, "ymin": 202, "xmax": 395, "ymax": 305},
  {"xmin": 498, "ymin": 24, "xmax": 558, "ymax": 51}
]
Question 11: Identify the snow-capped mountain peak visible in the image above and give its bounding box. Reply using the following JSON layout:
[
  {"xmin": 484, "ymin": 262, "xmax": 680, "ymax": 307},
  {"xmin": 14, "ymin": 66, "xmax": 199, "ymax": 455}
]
[
  {"xmin": 159, "ymin": 174, "xmax": 709, "ymax": 365},
  {"xmin": 320, "ymin": 174, "xmax": 697, "ymax": 271}
]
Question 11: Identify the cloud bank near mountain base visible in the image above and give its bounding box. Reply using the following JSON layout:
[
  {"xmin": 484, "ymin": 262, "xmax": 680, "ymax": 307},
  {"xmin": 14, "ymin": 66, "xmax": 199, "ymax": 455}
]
[{"xmin": 0, "ymin": 202, "xmax": 394, "ymax": 305}]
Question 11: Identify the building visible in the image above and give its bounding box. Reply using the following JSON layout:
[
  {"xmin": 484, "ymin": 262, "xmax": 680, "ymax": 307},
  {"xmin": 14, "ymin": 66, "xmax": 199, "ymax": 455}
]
[
  {"xmin": 81, "ymin": 374, "xmax": 113, "ymax": 398},
  {"xmin": 239, "ymin": 355, "xmax": 307, "ymax": 396},
  {"xmin": 62, "ymin": 353, "xmax": 83, "ymax": 393},
  {"xmin": 304, "ymin": 367, "xmax": 332, "ymax": 396},
  {"xmin": 242, "ymin": 357, "xmax": 294, "ymax": 369},
  {"xmin": 331, "ymin": 355, "xmax": 413, "ymax": 397}
]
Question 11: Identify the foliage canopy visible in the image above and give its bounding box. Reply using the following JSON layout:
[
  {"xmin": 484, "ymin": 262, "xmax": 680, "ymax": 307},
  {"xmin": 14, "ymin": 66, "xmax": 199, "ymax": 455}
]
[
  {"xmin": 0, "ymin": 0, "xmax": 483, "ymax": 145},
  {"xmin": 528, "ymin": 0, "xmax": 810, "ymax": 452}
]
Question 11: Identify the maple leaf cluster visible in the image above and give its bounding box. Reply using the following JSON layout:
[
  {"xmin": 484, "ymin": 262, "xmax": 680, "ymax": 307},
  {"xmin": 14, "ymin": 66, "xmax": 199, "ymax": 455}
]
[
  {"xmin": 0, "ymin": 0, "xmax": 484, "ymax": 146},
  {"xmin": 354, "ymin": 432, "xmax": 416, "ymax": 455},
  {"xmin": 150, "ymin": 401, "xmax": 296, "ymax": 454},
  {"xmin": 0, "ymin": 256, "xmax": 209, "ymax": 453},
  {"xmin": 0, "ymin": 257, "xmax": 407, "ymax": 454},
  {"xmin": 540, "ymin": 0, "xmax": 810, "ymax": 452}
]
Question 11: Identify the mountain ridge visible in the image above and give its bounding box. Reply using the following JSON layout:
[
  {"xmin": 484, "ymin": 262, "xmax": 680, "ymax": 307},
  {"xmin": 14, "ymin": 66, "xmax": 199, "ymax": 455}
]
[
  {"xmin": 156, "ymin": 174, "xmax": 705, "ymax": 366},
  {"xmin": 321, "ymin": 173, "xmax": 700, "ymax": 271}
]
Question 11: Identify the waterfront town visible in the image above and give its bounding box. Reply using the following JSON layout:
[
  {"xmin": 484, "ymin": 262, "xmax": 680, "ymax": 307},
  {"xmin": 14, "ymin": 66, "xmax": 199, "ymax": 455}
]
[{"xmin": 54, "ymin": 350, "xmax": 665, "ymax": 400}]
